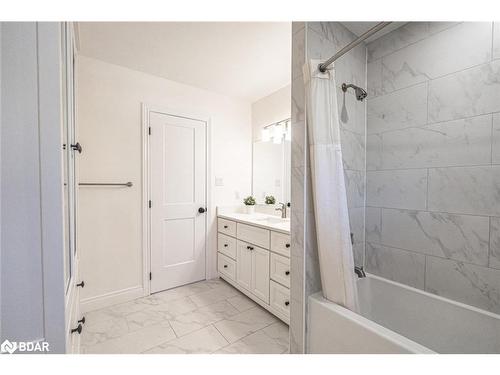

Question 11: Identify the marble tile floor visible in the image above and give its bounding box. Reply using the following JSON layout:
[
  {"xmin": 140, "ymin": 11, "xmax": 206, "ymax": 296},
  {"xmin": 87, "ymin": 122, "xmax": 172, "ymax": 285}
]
[{"xmin": 81, "ymin": 278, "xmax": 289, "ymax": 354}]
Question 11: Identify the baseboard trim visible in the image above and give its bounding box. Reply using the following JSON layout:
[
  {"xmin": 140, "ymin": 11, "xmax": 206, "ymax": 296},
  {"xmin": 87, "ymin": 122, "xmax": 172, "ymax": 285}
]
[{"xmin": 80, "ymin": 286, "xmax": 145, "ymax": 313}]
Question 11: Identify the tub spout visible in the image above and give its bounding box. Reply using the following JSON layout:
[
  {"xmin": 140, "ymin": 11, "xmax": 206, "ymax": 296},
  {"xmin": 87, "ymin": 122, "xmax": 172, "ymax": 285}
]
[{"xmin": 354, "ymin": 266, "xmax": 366, "ymax": 278}]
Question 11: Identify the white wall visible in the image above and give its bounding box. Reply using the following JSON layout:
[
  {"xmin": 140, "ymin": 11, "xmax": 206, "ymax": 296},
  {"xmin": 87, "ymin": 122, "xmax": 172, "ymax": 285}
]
[
  {"xmin": 77, "ymin": 56, "xmax": 252, "ymax": 311},
  {"xmin": 251, "ymin": 84, "xmax": 290, "ymax": 141}
]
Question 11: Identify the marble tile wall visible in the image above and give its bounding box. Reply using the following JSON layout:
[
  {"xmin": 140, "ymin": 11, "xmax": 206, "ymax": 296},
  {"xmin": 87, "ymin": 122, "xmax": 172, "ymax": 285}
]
[
  {"xmin": 290, "ymin": 21, "xmax": 306, "ymax": 354},
  {"xmin": 290, "ymin": 21, "xmax": 367, "ymax": 352},
  {"xmin": 365, "ymin": 22, "xmax": 500, "ymax": 314}
]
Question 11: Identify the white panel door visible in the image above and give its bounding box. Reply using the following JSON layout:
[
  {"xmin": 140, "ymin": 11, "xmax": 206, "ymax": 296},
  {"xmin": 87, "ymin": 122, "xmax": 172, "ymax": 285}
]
[{"xmin": 150, "ymin": 111, "xmax": 207, "ymax": 293}]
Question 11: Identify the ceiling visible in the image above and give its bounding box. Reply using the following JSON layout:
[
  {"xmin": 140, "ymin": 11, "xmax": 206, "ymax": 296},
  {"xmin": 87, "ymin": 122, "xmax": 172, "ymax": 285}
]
[
  {"xmin": 77, "ymin": 22, "xmax": 291, "ymax": 102},
  {"xmin": 341, "ymin": 22, "xmax": 406, "ymax": 43}
]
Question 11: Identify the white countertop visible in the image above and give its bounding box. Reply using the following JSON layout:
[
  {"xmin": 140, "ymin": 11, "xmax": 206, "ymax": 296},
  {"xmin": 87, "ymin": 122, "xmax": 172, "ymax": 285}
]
[{"xmin": 218, "ymin": 212, "xmax": 290, "ymax": 234}]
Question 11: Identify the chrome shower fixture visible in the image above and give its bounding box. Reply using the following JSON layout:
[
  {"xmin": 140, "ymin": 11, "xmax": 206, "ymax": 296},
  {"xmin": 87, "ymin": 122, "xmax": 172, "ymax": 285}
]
[{"xmin": 342, "ymin": 83, "xmax": 368, "ymax": 102}]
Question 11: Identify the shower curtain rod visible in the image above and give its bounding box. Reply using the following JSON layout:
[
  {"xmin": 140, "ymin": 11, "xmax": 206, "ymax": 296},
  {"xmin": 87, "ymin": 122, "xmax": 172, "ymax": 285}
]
[{"xmin": 318, "ymin": 22, "xmax": 392, "ymax": 73}]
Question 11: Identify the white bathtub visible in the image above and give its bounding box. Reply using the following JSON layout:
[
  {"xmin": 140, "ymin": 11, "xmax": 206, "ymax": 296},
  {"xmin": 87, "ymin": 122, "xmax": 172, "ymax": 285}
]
[{"xmin": 308, "ymin": 274, "xmax": 500, "ymax": 353}]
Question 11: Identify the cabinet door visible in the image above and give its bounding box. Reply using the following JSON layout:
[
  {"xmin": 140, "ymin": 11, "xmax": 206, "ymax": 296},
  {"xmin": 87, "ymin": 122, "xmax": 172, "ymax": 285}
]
[
  {"xmin": 251, "ymin": 247, "xmax": 270, "ymax": 303},
  {"xmin": 236, "ymin": 241, "xmax": 252, "ymax": 291}
]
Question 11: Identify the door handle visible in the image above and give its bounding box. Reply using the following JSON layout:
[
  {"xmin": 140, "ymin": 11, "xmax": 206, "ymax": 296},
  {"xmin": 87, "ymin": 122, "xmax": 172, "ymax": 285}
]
[
  {"xmin": 71, "ymin": 324, "xmax": 83, "ymax": 335},
  {"xmin": 70, "ymin": 142, "xmax": 82, "ymax": 154},
  {"xmin": 198, "ymin": 207, "xmax": 206, "ymax": 214}
]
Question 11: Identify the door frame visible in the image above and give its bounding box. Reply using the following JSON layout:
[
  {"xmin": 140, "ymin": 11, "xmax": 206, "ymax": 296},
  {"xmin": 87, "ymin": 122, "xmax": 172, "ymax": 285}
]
[{"xmin": 141, "ymin": 103, "xmax": 213, "ymax": 296}]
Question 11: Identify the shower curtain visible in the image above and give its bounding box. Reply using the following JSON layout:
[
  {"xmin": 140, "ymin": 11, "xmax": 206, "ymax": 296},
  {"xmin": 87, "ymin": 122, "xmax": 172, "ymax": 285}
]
[{"xmin": 303, "ymin": 60, "xmax": 359, "ymax": 312}]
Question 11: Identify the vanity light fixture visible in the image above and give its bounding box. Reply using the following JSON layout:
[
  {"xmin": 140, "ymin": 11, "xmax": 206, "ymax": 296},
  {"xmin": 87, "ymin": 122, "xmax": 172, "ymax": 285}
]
[
  {"xmin": 260, "ymin": 118, "xmax": 291, "ymax": 144},
  {"xmin": 261, "ymin": 127, "xmax": 271, "ymax": 142},
  {"xmin": 273, "ymin": 122, "xmax": 284, "ymax": 144}
]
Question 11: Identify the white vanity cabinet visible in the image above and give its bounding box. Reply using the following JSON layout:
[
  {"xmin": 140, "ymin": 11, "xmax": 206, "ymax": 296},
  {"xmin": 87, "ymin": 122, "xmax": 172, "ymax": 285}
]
[
  {"xmin": 217, "ymin": 215, "xmax": 290, "ymax": 324},
  {"xmin": 236, "ymin": 241, "xmax": 270, "ymax": 303}
]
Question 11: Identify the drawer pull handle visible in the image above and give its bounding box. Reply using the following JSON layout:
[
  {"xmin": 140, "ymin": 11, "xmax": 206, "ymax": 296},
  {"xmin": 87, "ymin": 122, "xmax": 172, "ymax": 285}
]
[
  {"xmin": 246, "ymin": 246, "xmax": 254, "ymax": 250},
  {"xmin": 224, "ymin": 244, "xmax": 228, "ymax": 247},
  {"xmin": 71, "ymin": 324, "xmax": 83, "ymax": 335},
  {"xmin": 224, "ymin": 265, "xmax": 228, "ymax": 268},
  {"xmin": 285, "ymin": 271, "xmax": 290, "ymax": 275},
  {"xmin": 285, "ymin": 301, "xmax": 290, "ymax": 306},
  {"xmin": 285, "ymin": 244, "xmax": 290, "ymax": 248},
  {"xmin": 224, "ymin": 225, "xmax": 228, "ymax": 229}
]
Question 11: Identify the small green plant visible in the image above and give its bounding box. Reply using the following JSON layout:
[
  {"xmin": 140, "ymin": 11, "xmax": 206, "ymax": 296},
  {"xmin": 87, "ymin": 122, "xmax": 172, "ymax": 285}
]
[
  {"xmin": 243, "ymin": 196, "xmax": 256, "ymax": 206},
  {"xmin": 265, "ymin": 195, "xmax": 276, "ymax": 205}
]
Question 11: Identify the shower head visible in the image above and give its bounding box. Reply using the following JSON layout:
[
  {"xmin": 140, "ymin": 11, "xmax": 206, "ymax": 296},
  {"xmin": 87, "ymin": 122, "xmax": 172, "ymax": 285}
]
[{"xmin": 342, "ymin": 83, "xmax": 368, "ymax": 102}]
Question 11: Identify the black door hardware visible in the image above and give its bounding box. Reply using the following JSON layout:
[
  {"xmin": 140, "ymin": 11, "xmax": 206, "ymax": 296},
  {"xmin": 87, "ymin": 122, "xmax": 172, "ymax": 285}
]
[
  {"xmin": 70, "ymin": 142, "xmax": 82, "ymax": 153},
  {"xmin": 198, "ymin": 207, "xmax": 206, "ymax": 213},
  {"xmin": 71, "ymin": 324, "xmax": 83, "ymax": 334},
  {"xmin": 76, "ymin": 281, "xmax": 85, "ymax": 288}
]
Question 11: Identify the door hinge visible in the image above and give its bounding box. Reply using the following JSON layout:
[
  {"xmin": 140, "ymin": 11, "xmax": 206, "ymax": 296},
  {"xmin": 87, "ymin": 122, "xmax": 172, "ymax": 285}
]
[
  {"xmin": 148, "ymin": 126, "xmax": 151, "ymax": 135},
  {"xmin": 149, "ymin": 200, "xmax": 152, "ymax": 208},
  {"xmin": 149, "ymin": 272, "xmax": 152, "ymax": 281}
]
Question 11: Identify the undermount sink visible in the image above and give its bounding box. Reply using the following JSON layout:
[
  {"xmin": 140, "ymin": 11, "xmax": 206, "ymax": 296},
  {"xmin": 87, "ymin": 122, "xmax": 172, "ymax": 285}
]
[{"xmin": 255, "ymin": 216, "xmax": 289, "ymax": 224}]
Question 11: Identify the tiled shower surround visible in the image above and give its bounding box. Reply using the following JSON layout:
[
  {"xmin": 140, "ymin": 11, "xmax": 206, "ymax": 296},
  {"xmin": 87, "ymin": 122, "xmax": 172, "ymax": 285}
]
[
  {"xmin": 292, "ymin": 21, "xmax": 500, "ymax": 352},
  {"xmin": 290, "ymin": 22, "xmax": 367, "ymax": 353},
  {"xmin": 365, "ymin": 22, "xmax": 500, "ymax": 314}
]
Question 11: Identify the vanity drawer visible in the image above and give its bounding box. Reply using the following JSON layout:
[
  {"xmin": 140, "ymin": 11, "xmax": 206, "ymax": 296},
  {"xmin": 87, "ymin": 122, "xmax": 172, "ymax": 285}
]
[
  {"xmin": 217, "ymin": 233, "xmax": 237, "ymax": 259},
  {"xmin": 270, "ymin": 253, "xmax": 290, "ymax": 288},
  {"xmin": 218, "ymin": 218, "xmax": 236, "ymax": 237},
  {"xmin": 218, "ymin": 253, "xmax": 236, "ymax": 281},
  {"xmin": 270, "ymin": 280, "xmax": 290, "ymax": 319},
  {"xmin": 237, "ymin": 223, "xmax": 270, "ymax": 249},
  {"xmin": 270, "ymin": 232, "xmax": 291, "ymax": 257}
]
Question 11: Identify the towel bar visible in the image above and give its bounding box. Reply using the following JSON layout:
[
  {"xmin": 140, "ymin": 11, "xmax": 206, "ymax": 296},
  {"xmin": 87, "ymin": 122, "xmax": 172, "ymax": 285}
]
[{"xmin": 79, "ymin": 182, "xmax": 133, "ymax": 187}]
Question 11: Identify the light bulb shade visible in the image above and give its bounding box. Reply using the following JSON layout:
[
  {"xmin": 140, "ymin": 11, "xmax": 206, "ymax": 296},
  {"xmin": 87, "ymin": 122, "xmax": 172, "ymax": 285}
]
[
  {"xmin": 261, "ymin": 128, "xmax": 270, "ymax": 142},
  {"xmin": 274, "ymin": 123, "xmax": 285, "ymax": 137}
]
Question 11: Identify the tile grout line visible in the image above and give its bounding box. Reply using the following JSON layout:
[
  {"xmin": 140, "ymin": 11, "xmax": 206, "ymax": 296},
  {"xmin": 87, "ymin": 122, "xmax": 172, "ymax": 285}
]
[
  {"xmin": 366, "ymin": 239, "xmax": 493, "ymax": 270},
  {"xmin": 367, "ymin": 22, "xmax": 463, "ymax": 64},
  {"xmin": 368, "ymin": 58, "xmax": 497, "ymax": 101},
  {"xmin": 365, "ymin": 205, "xmax": 499, "ymax": 219},
  {"xmin": 367, "ymin": 162, "xmax": 500, "ymax": 172},
  {"xmin": 210, "ymin": 323, "xmax": 231, "ymax": 349},
  {"xmin": 368, "ymin": 110, "xmax": 500, "ymax": 138}
]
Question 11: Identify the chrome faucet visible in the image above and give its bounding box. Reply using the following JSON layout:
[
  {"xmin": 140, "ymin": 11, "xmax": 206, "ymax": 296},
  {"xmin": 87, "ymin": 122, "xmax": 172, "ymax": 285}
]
[
  {"xmin": 275, "ymin": 202, "xmax": 287, "ymax": 219},
  {"xmin": 354, "ymin": 266, "xmax": 366, "ymax": 278}
]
